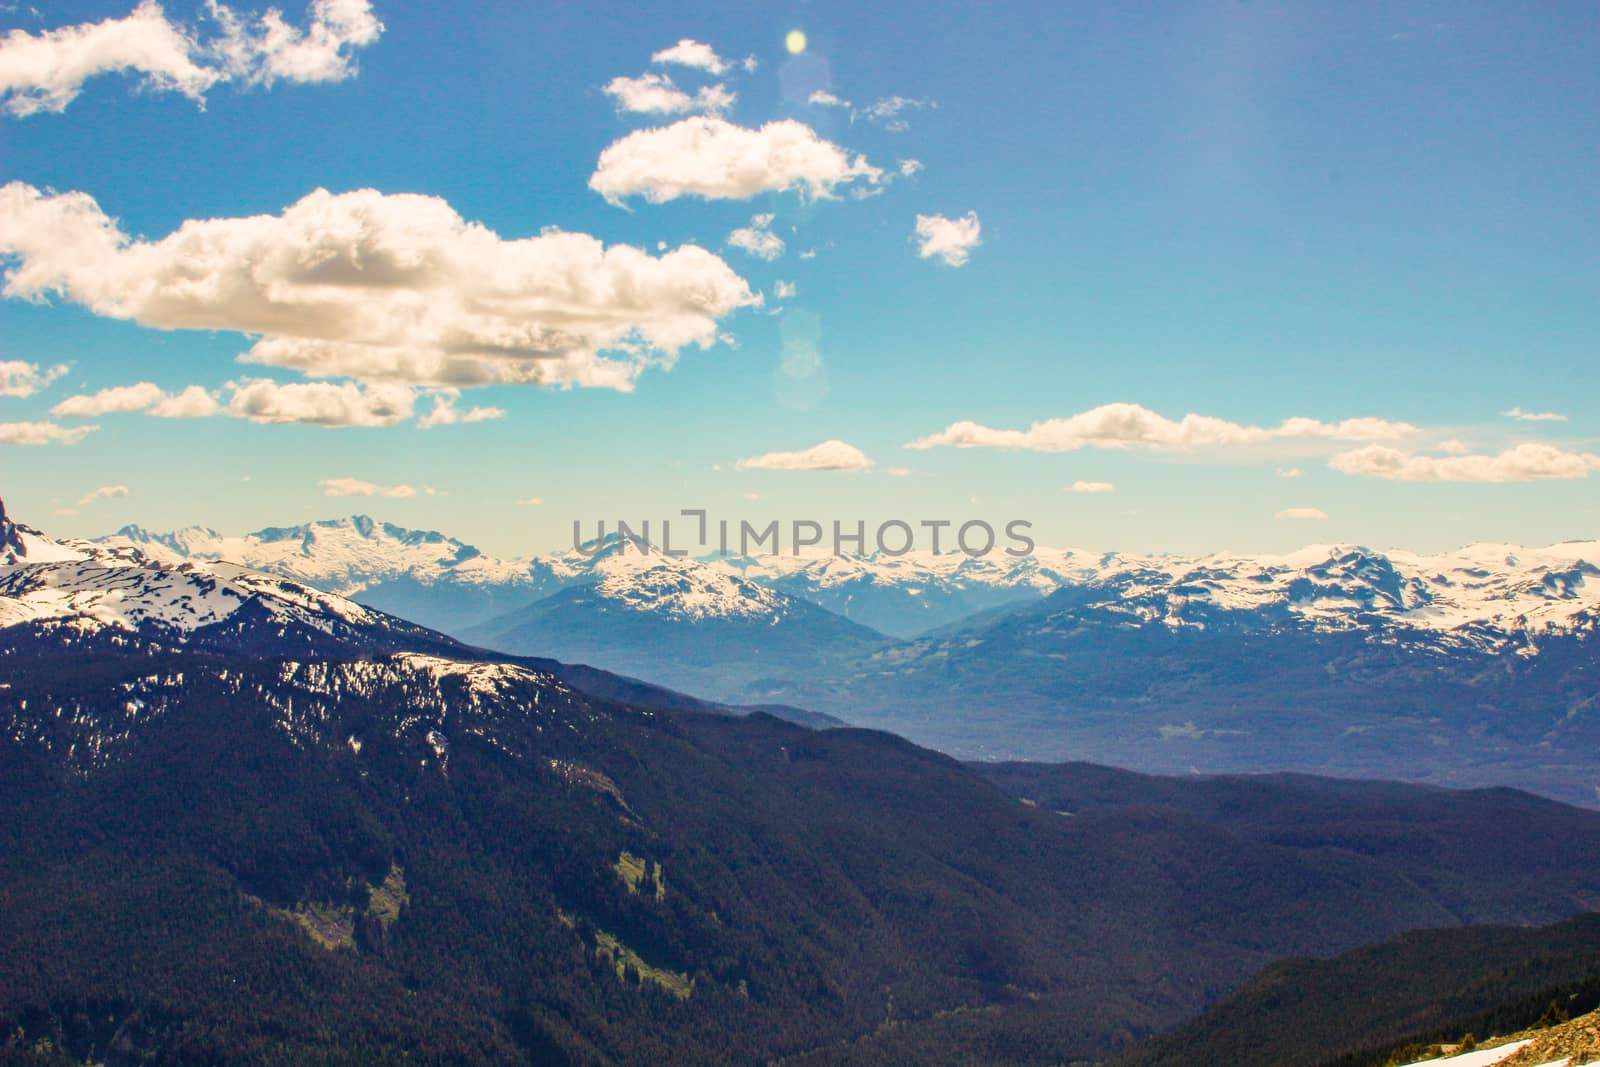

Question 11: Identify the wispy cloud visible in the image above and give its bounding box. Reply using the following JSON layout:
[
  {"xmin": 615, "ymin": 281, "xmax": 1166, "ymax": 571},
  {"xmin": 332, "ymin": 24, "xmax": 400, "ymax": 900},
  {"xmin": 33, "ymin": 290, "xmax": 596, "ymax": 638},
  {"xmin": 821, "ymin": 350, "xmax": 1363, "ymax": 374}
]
[
  {"xmin": 736, "ymin": 439, "xmax": 871, "ymax": 471},
  {"xmin": 1068, "ymin": 480, "xmax": 1115, "ymax": 494},
  {"xmin": 319, "ymin": 477, "xmax": 419, "ymax": 498},
  {"xmin": 78, "ymin": 484, "xmax": 128, "ymax": 505},
  {"xmin": 908, "ymin": 404, "xmax": 1416, "ymax": 452},
  {"xmin": 1275, "ymin": 506, "xmax": 1328, "ymax": 520},
  {"xmin": 0, "ymin": 358, "xmax": 67, "ymax": 397},
  {"xmin": 416, "ymin": 392, "xmax": 504, "ymax": 429},
  {"xmin": 1503, "ymin": 407, "xmax": 1567, "ymax": 423},
  {"xmin": 0, "ymin": 420, "xmax": 97, "ymax": 444},
  {"xmin": 855, "ymin": 95, "xmax": 935, "ymax": 132},
  {"xmin": 1330, "ymin": 443, "xmax": 1600, "ymax": 482},
  {"xmin": 726, "ymin": 212, "xmax": 784, "ymax": 260}
]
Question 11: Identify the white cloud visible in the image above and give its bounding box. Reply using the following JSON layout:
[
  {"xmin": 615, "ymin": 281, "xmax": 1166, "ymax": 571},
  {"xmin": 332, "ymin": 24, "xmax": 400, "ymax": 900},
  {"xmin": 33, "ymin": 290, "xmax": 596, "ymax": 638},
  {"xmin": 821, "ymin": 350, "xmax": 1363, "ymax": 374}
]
[
  {"xmin": 913, "ymin": 211, "xmax": 981, "ymax": 267},
  {"xmin": 650, "ymin": 38, "xmax": 741, "ymax": 76},
  {"xmin": 736, "ymin": 439, "xmax": 871, "ymax": 472},
  {"xmin": 208, "ymin": 0, "xmax": 382, "ymax": 87},
  {"xmin": 0, "ymin": 0, "xmax": 382, "ymax": 117},
  {"xmin": 0, "ymin": 359, "xmax": 68, "ymax": 397},
  {"xmin": 907, "ymin": 403, "xmax": 1418, "ymax": 452},
  {"xmin": 0, "ymin": 420, "xmax": 97, "ymax": 444},
  {"xmin": 52, "ymin": 380, "xmax": 220, "ymax": 418},
  {"xmin": 416, "ymin": 391, "xmax": 504, "ymax": 428},
  {"xmin": 1276, "ymin": 467, "xmax": 1303, "ymax": 478},
  {"xmin": 78, "ymin": 484, "xmax": 128, "ymax": 505},
  {"xmin": 1438, "ymin": 438, "xmax": 1470, "ymax": 455},
  {"xmin": 603, "ymin": 72, "xmax": 732, "ymax": 116},
  {"xmin": 590, "ymin": 117, "xmax": 883, "ymax": 204},
  {"xmin": 1503, "ymin": 407, "xmax": 1567, "ymax": 423},
  {"xmin": 229, "ymin": 378, "xmax": 414, "ymax": 426},
  {"xmin": 1068, "ymin": 480, "xmax": 1115, "ymax": 494},
  {"xmin": 150, "ymin": 384, "xmax": 221, "ymax": 417},
  {"xmin": 1329, "ymin": 442, "xmax": 1600, "ymax": 482},
  {"xmin": 856, "ymin": 95, "xmax": 934, "ymax": 131},
  {"xmin": 0, "ymin": 182, "xmax": 757, "ymax": 392},
  {"xmin": 52, "ymin": 381, "xmax": 165, "ymax": 417},
  {"xmin": 517, "ymin": 496, "xmax": 543, "ymax": 506},
  {"xmin": 898, "ymin": 159, "xmax": 923, "ymax": 178},
  {"xmin": 884, "ymin": 466, "xmax": 911, "ymax": 477},
  {"xmin": 773, "ymin": 280, "xmax": 796, "ymax": 300},
  {"xmin": 319, "ymin": 477, "xmax": 417, "ymax": 498},
  {"xmin": 45, "ymin": 377, "xmax": 504, "ymax": 428},
  {"xmin": 1275, "ymin": 507, "xmax": 1328, "ymax": 520},
  {"xmin": 726, "ymin": 212, "xmax": 784, "ymax": 260},
  {"xmin": 808, "ymin": 90, "xmax": 849, "ymax": 108}
]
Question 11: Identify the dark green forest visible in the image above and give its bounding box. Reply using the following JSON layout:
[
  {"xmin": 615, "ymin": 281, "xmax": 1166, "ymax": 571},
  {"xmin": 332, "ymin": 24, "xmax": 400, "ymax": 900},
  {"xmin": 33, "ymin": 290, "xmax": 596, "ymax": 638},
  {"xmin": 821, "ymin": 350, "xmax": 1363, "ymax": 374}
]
[{"xmin": 3, "ymin": 625, "xmax": 1600, "ymax": 1064}]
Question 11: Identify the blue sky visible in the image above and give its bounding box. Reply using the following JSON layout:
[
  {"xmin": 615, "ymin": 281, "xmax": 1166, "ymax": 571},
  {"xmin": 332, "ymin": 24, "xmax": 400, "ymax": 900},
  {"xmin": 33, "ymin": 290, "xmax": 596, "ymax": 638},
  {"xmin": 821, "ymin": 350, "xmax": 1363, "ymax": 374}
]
[{"xmin": 1, "ymin": 0, "xmax": 1596, "ymax": 557}]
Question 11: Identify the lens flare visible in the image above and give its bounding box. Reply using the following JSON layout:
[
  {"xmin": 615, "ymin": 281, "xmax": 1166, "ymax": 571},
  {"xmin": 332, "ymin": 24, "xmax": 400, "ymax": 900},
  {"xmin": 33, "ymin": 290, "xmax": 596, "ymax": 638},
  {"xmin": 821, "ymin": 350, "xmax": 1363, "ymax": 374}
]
[{"xmin": 785, "ymin": 29, "xmax": 807, "ymax": 55}]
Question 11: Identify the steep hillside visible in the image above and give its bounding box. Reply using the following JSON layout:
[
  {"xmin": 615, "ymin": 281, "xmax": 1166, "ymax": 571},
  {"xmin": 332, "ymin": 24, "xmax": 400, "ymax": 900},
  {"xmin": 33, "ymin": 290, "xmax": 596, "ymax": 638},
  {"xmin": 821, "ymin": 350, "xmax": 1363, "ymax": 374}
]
[{"xmin": 1108, "ymin": 914, "xmax": 1600, "ymax": 1067}]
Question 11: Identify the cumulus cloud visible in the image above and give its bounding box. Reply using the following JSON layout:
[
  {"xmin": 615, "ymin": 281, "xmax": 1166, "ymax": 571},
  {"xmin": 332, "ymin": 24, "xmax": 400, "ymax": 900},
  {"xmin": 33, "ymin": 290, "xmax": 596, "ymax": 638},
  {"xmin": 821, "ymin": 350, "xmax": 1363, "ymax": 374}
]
[
  {"xmin": 726, "ymin": 212, "xmax": 784, "ymax": 260},
  {"xmin": 736, "ymin": 439, "xmax": 871, "ymax": 472},
  {"xmin": 590, "ymin": 117, "xmax": 883, "ymax": 204},
  {"xmin": 1276, "ymin": 507, "xmax": 1328, "ymax": 520},
  {"xmin": 0, "ymin": 359, "xmax": 68, "ymax": 397},
  {"xmin": 0, "ymin": 420, "xmax": 97, "ymax": 444},
  {"xmin": 1329, "ymin": 443, "xmax": 1600, "ymax": 482},
  {"xmin": 0, "ymin": 182, "xmax": 757, "ymax": 393},
  {"xmin": 1503, "ymin": 407, "xmax": 1567, "ymax": 423},
  {"xmin": 416, "ymin": 391, "xmax": 504, "ymax": 429},
  {"xmin": 229, "ymin": 378, "xmax": 413, "ymax": 426},
  {"xmin": 808, "ymin": 90, "xmax": 849, "ymax": 108},
  {"xmin": 772, "ymin": 280, "xmax": 796, "ymax": 300},
  {"xmin": 52, "ymin": 381, "xmax": 165, "ymax": 417},
  {"xmin": 649, "ymin": 39, "xmax": 748, "ymax": 76},
  {"xmin": 319, "ymin": 477, "xmax": 417, "ymax": 498},
  {"xmin": 52, "ymin": 381, "xmax": 219, "ymax": 418},
  {"xmin": 150, "ymin": 384, "xmax": 222, "ymax": 417},
  {"xmin": 603, "ymin": 72, "xmax": 732, "ymax": 116},
  {"xmin": 908, "ymin": 403, "xmax": 1418, "ymax": 453},
  {"xmin": 913, "ymin": 211, "xmax": 981, "ymax": 267},
  {"xmin": 898, "ymin": 159, "xmax": 924, "ymax": 178},
  {"xmin": 1068, "ymin": 480, "xmax": 1115, "ymax": 494},
  {"xmin": 78, "ymin": 484, "xmax": 129, "ymax": 505},
  {"xmin": 0, "ymin": 0, "xmax": 382, "ymax": 117}
]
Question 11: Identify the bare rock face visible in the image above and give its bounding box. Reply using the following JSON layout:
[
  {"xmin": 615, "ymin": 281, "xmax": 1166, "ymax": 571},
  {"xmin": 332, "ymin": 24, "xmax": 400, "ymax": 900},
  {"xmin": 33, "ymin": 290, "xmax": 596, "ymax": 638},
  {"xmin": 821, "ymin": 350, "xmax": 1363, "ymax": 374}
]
[
  {"xmin": 0, "ymin": 497, "xmax": 26, "ymax": 560},
  {"xmin": 1499, "ymin": 1007, "xmax": 1600, "ymax": 1066}
]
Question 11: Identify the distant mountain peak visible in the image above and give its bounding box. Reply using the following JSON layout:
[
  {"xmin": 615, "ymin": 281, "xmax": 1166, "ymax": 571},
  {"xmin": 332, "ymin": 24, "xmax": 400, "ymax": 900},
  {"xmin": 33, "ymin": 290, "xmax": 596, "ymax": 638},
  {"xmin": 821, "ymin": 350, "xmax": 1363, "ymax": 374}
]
[{"xmin": 0, "ymin": 497, "xmax": 24, "ymax": 560}]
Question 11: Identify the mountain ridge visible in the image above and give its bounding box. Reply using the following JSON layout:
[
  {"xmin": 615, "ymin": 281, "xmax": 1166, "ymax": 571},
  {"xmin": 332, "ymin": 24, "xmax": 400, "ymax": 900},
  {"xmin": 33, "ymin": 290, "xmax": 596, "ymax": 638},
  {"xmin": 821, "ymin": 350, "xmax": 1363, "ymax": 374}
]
[{"xmin": 94, "ymin": 514, "xmax": 1600, "ymax": 646}]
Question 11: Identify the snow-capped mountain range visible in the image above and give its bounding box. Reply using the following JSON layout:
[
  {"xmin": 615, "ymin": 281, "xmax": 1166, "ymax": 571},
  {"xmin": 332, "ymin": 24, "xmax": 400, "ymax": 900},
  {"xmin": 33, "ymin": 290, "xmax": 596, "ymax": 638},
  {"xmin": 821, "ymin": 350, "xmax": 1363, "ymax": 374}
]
[
  {"xmin": 8, "ymin": 499, "xmax": 1600, "ymax": 804},
  {"xmin": 0, "ymin": 498, "xmax": 481, "ymax": 661},
  {"xmin": 93, "ymin": 513, "xmax": 1600, "ymax": 647}
]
